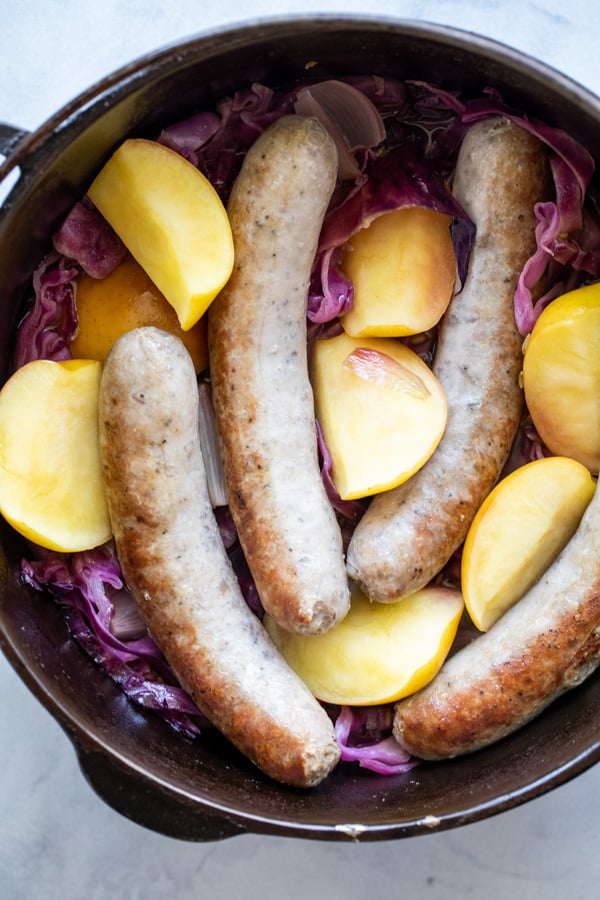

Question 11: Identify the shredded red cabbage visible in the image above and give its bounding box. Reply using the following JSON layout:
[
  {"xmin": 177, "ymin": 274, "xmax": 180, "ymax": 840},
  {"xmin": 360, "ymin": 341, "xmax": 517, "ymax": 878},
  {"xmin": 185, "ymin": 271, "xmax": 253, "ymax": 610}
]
[
  {"xmin": 14, "ymin": 200, "xmax": 127, "ymax": 370},
  {"xmin": 464, "ymin": 102, "xmax": 600, "ymax": 334},
  {"xmin": 52, "ymin": 199, "xmax": 127, "ymax": 278},
  {"xmin": 13, "ymin": 252, "xmax": 79, "ymax": 369},
  {"xmin": 309, "ymin": 145, "xmax": 475, "ymax": 321},
  {"xmin": 334, "ymin": 705, "xmax": 419, "ymax": 775},
  {"xmin": 20, "ymin": 546, "xmax": 206, "ymax": 738},
  {"xmin": 412, "ymin": 82, "xmax": 599, "ymax": 334},
  {"xmin": 174, "ymin": 83, "xmax": 296, "ymax": 202},
  {"xmin": 161, "ymin": 76, "xmax": 409, "ymax": 204}
]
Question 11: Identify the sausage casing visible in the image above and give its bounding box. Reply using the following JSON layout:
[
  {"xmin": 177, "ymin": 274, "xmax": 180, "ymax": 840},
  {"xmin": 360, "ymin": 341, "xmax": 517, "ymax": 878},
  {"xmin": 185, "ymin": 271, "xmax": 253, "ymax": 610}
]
[
  {"xmin": 346, "ymin": 117, "xmax": 549, "ymax": 601},
  {"xmin": 393, "ymin": 481, "xmax": 600, "ymax": 759},
  {"xmin": 209, "ymin": 115, "xmax": 350, "ymax": 634},
  {"xmin": 99, "ymin": 327, "xmax": 340, "ymax": 787}
]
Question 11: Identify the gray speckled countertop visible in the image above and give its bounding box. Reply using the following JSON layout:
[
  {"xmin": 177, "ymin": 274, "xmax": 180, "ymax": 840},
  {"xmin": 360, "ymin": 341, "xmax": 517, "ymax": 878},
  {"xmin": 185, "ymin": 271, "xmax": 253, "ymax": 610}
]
[{"xmin": 1, "ymin": 2, "xmax": 599, "ymax": 897}]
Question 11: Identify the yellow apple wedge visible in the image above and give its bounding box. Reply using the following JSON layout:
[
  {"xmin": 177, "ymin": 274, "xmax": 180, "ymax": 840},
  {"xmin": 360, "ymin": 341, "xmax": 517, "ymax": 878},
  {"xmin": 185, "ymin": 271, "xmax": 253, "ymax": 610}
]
[
  {"xmin": 0, "ymin": 359, "xmax": 111, "ymax": 552},
  {"xmin": 522, "ymin": 282, "xmax": 600, "ymax": 473},
  {"xmin": 87, "ymin": 138, "xmax": 234, "ymax": 331},
  {"xmin": 311, "ymin": 331, "xmax": 447, "ymax": 500},
  {"xmin": 340, "ymin": 206, "xmax": 457, "ymax": 337},
  {"xmin": 461, "ymin": 455, "xmax": 596, "ymax": 632},
  {"xmin": 72, "ymin": 256, "xmax": 209, "ymax": 372},
  {"xmin": 264, "ymin": 584, "xmax": 464, "ymax": 706}
]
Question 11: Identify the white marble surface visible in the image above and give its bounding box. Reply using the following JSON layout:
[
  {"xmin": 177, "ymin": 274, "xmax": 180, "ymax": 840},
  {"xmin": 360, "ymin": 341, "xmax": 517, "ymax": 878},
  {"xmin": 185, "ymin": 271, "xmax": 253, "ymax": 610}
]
[{"xmin": 1, "ymin": 1, "xmax": 600, "ymax": 897}]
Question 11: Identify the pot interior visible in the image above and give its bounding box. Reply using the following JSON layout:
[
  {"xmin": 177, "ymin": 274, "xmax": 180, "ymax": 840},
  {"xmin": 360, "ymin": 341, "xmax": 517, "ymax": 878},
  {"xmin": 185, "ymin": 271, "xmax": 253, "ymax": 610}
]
[{"xmin": 1, "ymin": 17, "xmax": 599, "ymax": 840}]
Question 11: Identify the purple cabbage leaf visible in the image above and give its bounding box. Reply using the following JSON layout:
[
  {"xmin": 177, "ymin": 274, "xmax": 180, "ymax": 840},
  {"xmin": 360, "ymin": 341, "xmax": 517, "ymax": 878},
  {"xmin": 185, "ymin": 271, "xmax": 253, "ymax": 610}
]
[
  {"xmin": 410, "ymin": 81, "xmax": 599, "ymax": 334},
  {"xmin": 308, "ymin": 145, "xmax": 475, "ymax": 323},
  {"xmin": 334, "ymin": 705, "xmax": 419, "ymax": 775},
  {"xmin": 20, "ymin": 546, "xmax": 206, "ymax": 738},
  {"xmin": 53, "ymin": 199, "xmax": 127, "ymax": 279},
  {"xmin": 13, "ymin": 252, "xmax": 79, "ymax": 369}
]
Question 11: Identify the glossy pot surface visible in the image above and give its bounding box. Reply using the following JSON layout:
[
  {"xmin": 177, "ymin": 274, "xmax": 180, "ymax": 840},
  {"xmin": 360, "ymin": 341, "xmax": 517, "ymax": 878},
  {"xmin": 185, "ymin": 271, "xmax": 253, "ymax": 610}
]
[{"xmin": 0, "ymin": 15, "xmax": 599, "ymax": 842}]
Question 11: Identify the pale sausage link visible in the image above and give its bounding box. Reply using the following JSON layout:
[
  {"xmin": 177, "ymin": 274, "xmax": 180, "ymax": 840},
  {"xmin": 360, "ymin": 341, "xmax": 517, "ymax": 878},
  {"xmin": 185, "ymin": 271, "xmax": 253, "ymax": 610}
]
[
  {"xmin": 99, "ymin": 327, "xmax": 340, "ymax": 787},
  {"xmin": 209, "ymin": 115, "xmax": 350, "ymax": 634},
  {"xmin": 346, "ymin": 117, "xmax": 549, "ymax": 602}
]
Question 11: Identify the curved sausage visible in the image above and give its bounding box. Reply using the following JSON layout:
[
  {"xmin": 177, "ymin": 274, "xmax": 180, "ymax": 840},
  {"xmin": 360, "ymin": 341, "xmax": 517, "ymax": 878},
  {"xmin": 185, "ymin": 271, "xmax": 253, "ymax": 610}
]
[
  {"xmin": 208, "ymin": 115, "xmax": 350, "ymax": 635},
  {"xmin": 346, "ymin": 117, "xmax": 549, "ymax": 601},
  {"xmin": 393, "ymin": 480, "xmax": 600, "ymax": 759},
  {"xmin": 99, "ymin": 327, "xmax": 340, "ymax": 788}
]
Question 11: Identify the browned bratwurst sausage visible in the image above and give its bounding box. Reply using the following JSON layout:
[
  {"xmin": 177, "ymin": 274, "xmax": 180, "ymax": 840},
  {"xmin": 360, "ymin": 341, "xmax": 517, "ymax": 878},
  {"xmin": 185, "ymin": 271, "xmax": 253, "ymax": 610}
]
[
  {"xmin": 99, "ymin": 327, "xmax": 340, "ymax": 787},
  {"xmin": 393, "ymin": 480, "xmax": 600, "ymax": 759},
  {"xmin": 346, "ymin": 117, "xmax": 549, "ymax": 601},
  {"xmin": 209, "ymin": 115, "xmax": 350, "ymax": 635}
]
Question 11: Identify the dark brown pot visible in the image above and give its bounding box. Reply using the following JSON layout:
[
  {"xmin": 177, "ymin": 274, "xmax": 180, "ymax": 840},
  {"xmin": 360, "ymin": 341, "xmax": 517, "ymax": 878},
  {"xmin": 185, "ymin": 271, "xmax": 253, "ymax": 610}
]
[{"xmin": 1, "ymin": 15, "xmax": 599, "ymax": 842}]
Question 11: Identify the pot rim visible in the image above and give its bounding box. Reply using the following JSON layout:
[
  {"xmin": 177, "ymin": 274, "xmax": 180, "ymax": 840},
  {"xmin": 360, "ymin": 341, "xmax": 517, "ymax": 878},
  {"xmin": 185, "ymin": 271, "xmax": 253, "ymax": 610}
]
[
  {"xmin": 1, "ymin": 12, "xmax": 600, "ymax": 842},
  {"xmin": 1, "ymin": 12, "xmax": 599, "ymax": 190}
]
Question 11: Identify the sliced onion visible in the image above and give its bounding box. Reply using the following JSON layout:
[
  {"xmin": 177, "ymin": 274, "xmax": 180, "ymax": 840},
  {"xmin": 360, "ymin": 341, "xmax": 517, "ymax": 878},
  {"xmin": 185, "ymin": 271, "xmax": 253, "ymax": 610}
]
[
  {"xmin": 197, "ymin": 382, "xmax": 228, "ymax": 508},
  {"xmin": 294, "ymin": 80, "xmax": 386, "ymax": 180},
  {"xmin": 109, "ymin": 588, "xmax": 148, "ymax": 641}
]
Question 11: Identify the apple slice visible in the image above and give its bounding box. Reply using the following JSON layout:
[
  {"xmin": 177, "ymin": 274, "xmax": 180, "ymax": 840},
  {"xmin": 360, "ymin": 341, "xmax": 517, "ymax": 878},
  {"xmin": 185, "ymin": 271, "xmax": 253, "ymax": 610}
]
[
  {"xmin": 264, "ymin": 584, "xmax": 464, "ymax": 706},
  {"xmin": 87, "ymin": 138, "xmax": 234, "ymax": 331},
  {"xmin": 311, "ymin": 331, "xmax": 447, "ymax": 500},
  {"xmin": 72, "ymin": 255, "xmax": 209, "ymax": 372},
  {"xmin": 461, "ymin": 456, "xmax": 596, "ymax": 632},
  {"xmin": 0, "ymin": 359, "xmax": 111, "ymax": 552},
  {"xmin": 340, "ymin": 206, "xmax": 456, "ymax": 337},
  {"xmin": 522, "ymin": 282, "xmax": 600, "ymax": 473}
]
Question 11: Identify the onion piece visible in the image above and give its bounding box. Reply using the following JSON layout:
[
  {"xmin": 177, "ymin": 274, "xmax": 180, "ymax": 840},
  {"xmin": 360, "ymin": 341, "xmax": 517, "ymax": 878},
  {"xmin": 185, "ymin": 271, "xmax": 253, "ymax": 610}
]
[
  {"xmin": 294, "ymin": 80, "xmax": 386, "ymax": 179},
  {"xmin": 110, "ymin": 587, "xmax": 148, "ymax": 641},
  {"xmin": 197, "ymin": 382, "xmax": 228, "ymax": 507}
]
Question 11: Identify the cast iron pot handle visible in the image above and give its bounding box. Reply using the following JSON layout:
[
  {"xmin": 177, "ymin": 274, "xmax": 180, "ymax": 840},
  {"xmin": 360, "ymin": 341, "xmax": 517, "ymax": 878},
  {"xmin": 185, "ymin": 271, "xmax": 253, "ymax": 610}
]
[
  {"xmin": 0, "ymin": 123, "xmax": 30, "ymax": 195},
  {"xmin": 0, "ymin": 123, "xmax": 28, "ymax": 159},
  {"xmin": 74, "ymin": 739, "xmax": 246, "ymax": 842}
]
